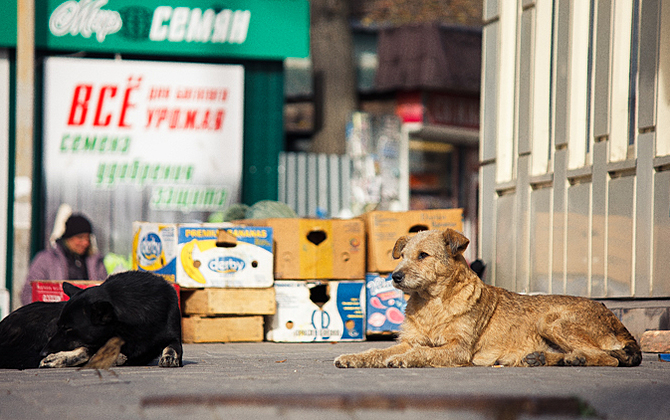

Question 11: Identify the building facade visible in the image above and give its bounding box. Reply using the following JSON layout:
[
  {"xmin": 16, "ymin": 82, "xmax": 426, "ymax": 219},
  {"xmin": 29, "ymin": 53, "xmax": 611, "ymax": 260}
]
[{"xmin": 479, "ymin": 0, "xmax": 670, "ymax": 300}]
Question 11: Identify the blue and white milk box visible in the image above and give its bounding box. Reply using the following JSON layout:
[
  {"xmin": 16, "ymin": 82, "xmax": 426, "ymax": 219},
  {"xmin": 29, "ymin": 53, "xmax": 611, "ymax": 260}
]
[
  {"xmin": 266, "ymin": 280, "xmax": 365, "ymax": 342},
  {"xmin": 133, "ymin": 222, "xmax": 180, "ymax": 283}
]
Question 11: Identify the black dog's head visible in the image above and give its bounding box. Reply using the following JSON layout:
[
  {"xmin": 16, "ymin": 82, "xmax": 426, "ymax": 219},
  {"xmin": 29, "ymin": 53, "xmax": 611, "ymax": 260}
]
[{"xmin": 40, "ymin": 283, "xmax": 116, "ymax": 357}]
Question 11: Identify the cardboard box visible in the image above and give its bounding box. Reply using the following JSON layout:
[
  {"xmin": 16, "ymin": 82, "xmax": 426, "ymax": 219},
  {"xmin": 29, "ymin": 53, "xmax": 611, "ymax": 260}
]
[
  {"xmin": 241, "ymin": 218, "xmax": 365, "ymax": 279},
  {"xmin": 177, "ymin": 225, "xmax": 274, "ymax": 288},
  {"xmin": 181, "ymin": 288, "xmax": 276, "ymax": 316},
  {"xmin": 133, "ymin": 222, "xmax": 274, "ymax": 288},
  {"xmin": 182, "ymin": 315, "xmax": 264, "ymax": 343},
  {"xmin": 31, "ymin": 280, "xmax": 101, "ymax": 302},
  {"xmin": 132, "ymin": 222, "xmax": 180, "ymax": 282},
  {"xmin": 266, "ymin": 280, "xmax": 365, "ymax": 342},
  {"xmin": 31, "ymin": 279, "xmax": 181, "ymax": 307},
  {"xmin": 364, "ymin": 209, "xmax": 463, "ymax": 272},
  {"xmin": 365, "ymin": 273, "xmax": 408, "ymax": 335}
]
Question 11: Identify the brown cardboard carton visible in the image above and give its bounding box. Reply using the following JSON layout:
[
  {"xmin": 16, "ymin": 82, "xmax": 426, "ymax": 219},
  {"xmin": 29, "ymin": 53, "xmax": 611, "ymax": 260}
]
[
  {"xmin": 265, "ymin": 280, "xmax": 365, "ymax": 342},
  {"xmin": 132, "ymin": 222, "xmax": 273, "ymax": 288},
  {"xmin": 31, "ymin": 279, "xmax": 182, "ymax": 308},
  {"xmin": 364, "ymin": 209, "xmax": 463, "ymax": 272},
  {"xmin": 241, "ymin": 218, "xmax": 365, "ymax": 280},
  {"xmin": 31, "ymin": 280, "xmax": 102, "ymax": 302}
]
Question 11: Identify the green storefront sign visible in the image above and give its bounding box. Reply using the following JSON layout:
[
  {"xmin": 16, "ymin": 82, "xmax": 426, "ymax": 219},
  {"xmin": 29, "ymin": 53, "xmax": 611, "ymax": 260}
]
[
  {"xmin": 2, "ymin": 0, "xmax": 303, "ymax": 228},
  {"xmin": 3, "ymin": 0, "xmax": 309, "ymax": 59},
  {"xmin": 0, "ymin": 2, "xmax": 17, "ymax": 47}
]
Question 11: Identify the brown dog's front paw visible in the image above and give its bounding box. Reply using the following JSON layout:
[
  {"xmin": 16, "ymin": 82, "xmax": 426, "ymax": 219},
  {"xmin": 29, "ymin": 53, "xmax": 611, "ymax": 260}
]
[
  {"xmin": 523, "ymin": 352, "xmax": 546, "ymax": 367},
  {"xmin": 335, "ymin": 352, "xmax": 389, "ymax": 368},
  {"xmin": 334, "ymin": 354, "xmax": 363, "ymax": 368},
  {"xmin": 385, "ymin": 355, "xmax": 409, "ymax": 368},
  {"xmin": 563, "ymin": 353, "xmax": 587, "ymax": 366}
]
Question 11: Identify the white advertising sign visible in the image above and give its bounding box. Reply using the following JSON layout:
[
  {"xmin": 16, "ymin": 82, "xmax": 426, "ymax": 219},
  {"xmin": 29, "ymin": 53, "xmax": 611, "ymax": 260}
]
[{"xmin": 43, "ymin": 57, "xmax": 244, "ymax": 255}]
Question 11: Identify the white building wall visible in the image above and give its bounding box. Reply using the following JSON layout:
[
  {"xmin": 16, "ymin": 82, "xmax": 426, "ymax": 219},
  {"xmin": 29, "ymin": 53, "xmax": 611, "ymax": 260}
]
[{"xmin": 480, "ymin": 0, "xmax": 670, "ymax": 298}]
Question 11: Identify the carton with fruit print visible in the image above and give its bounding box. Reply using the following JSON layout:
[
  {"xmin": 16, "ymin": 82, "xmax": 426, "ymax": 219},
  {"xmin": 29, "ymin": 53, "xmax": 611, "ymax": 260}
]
[
  {"xmin": 176, "ymin": 225, "xmax": 274, "ymax": 288},
  {"xmin": 365, "ymin": 273, "xmax": 408, "ymax": 335}
]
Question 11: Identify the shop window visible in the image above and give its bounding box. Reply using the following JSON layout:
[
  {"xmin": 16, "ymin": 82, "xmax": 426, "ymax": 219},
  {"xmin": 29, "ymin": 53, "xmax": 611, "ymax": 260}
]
[{"xmin": 408, "ymin": 139, "xmax": 455, "ymax": 210}]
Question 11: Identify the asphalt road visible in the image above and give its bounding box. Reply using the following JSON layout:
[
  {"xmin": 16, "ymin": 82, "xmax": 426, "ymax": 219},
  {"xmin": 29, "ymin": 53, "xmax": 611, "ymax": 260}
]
[{"xmin": 1, "ymin": 341, "xmax": 669, "ymax": 419}]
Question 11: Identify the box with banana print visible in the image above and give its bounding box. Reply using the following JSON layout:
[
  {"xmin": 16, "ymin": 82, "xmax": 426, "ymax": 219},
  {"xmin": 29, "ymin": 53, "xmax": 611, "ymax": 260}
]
[
  {"xmin": 133, "ymin": 222, "xmax": 274, "ymax": 288},
  {"xmin": 177, "ymin": 225, "xmax": 274, "ymax": 288}
]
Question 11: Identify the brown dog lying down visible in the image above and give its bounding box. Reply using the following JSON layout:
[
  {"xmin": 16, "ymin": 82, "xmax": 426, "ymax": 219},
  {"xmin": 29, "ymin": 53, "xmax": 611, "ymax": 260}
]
[{"xmin": 335, "ymin": 229, "xmax": 641, "ymax": 368}]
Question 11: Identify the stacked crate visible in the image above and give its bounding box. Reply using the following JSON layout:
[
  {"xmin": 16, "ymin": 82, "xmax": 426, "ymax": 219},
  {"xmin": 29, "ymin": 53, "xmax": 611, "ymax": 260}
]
[
  {"xmin": 363, "ymin": 209, "xmax": 463, "ymax": 336},
  {"xmin": 178, "ymin": 227, "xmax": 276, "ymax": 343},
  {"xmin": 242, "ymin": 218, "xmax": 367, "ymax": 342},
  {"xmin": 181, "ymin": 287, "xmax": 275, "ymax": 343}
]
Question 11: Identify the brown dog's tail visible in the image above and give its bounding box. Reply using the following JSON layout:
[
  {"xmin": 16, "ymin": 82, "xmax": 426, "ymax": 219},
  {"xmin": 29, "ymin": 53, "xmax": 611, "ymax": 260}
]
[{"xmin": 608, "ymin": 341, "xmax": 642, "ymax": 367}]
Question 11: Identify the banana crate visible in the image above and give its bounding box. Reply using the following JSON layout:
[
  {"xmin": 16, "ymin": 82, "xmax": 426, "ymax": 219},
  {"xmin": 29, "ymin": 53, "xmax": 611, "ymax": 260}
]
[{"xmin": 133, "ymin": 222, "xmax": 274, "ymax": 288}]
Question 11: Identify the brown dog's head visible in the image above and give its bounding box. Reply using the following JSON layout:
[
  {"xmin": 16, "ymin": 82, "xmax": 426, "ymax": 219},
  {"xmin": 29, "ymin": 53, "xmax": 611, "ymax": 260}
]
[{"xmin": 390, "ymin": 229, "xmax": 471, "ymax": 296}]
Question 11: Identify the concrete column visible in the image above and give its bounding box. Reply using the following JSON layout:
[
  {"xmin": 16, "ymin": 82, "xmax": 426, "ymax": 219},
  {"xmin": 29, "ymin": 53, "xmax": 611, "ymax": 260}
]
[{"xmin": 13, "ymin": 0, "xmax": 35, "ymax": 309}]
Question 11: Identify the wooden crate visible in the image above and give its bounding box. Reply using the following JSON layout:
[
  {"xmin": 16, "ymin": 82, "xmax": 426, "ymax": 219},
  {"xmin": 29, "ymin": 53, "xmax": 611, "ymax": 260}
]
[
  {"xmin": 181, "ymin": 288, "xmax": 276, "ymax": 316},
  {"xmin": 182, "ymin": 315, "xmax": 264, "ymax": 343},
  {"xmin": 641, "ymin": 330, "xmax": 670, "ymax": 353}
]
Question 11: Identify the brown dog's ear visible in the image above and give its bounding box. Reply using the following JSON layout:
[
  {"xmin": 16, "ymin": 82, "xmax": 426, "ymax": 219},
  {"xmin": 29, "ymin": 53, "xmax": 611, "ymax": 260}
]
[
  {"xmin": 443, "ymin": 229, "xmax": 469, "ymax": 256},
  {"xmin": 392, "ymin": 235, "xmax": 410, "ymax": 259}
]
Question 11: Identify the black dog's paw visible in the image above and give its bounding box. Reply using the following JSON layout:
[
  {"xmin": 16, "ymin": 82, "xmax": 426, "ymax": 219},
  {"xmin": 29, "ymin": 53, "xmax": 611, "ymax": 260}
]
[
  {"xmin": 523, "ymin": 352, "xmax": 546, "ymax": 367},
  {"xmin": 40, "ymin": 347, "xmax": 90, "ymax": 368},
  {"xmin": 115, "ymin": 353, "xmax": 128, "ymax": 366},
  {"xmin": 158, "ymin": 346, "xmax": 182, "ymax": 367}
]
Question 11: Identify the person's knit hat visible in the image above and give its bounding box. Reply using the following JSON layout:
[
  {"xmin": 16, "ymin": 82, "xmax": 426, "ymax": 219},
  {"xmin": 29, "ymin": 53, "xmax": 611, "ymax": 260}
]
[{"xmin": 61, "ymin": 214, "xmax": 93, "ymax": 239}]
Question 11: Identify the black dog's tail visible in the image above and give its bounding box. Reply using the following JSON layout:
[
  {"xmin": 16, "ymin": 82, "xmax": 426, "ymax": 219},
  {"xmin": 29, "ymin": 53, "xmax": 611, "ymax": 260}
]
[
  {"xmin": 609, "ymin": 342, "xmax": 642, "ymax": 367},
  {"xmin": 470, "ymin": 259, "xmax": 486, "ymax": 279}
]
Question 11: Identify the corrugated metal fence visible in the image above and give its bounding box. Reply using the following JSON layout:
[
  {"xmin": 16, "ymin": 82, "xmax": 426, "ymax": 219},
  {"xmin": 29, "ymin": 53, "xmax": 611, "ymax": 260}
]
[{"xmin": 278, "ymin": 152, "xmax": 352, "ymax": 218}]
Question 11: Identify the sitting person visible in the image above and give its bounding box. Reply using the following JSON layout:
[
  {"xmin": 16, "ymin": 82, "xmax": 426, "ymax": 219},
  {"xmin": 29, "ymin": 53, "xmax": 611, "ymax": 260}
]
[{"xmin": 22, "ymin": 214, "xmax": 108, "ymax": 305}]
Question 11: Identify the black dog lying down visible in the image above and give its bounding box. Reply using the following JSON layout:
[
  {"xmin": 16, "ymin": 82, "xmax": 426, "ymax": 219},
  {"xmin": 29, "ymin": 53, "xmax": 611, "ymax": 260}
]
[
  {"xmin": 0, "ymin": 271, "xmax": 182, "ymax": 369},
  {"xmin": 41, "ymin": 270, "xmax": 183, "ymax": 368},
  {"xmin": 0, "ymin": 301, "xmax": 66, "ymax": 369}
]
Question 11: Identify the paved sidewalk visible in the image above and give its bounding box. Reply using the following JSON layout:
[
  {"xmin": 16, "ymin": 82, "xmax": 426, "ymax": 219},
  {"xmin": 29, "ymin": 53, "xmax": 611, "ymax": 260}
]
[{"xmin": 1, "ymin": 341, "xmax": 669, "ymax": 419}]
